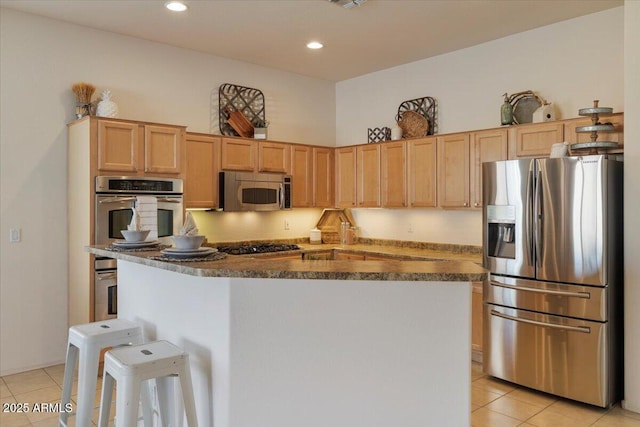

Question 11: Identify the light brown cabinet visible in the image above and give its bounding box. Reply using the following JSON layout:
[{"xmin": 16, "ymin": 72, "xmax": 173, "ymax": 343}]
[
  {"xmin": 221, "ymin": 137, "xmax": 257, "ymax": 171},
  {"xmin": 508, "ymin": 122, "xmax": 564, "ymax": 159},
  {"xmin": 335, "ymin": 146, "xmax": 357, "ymax": 208},
  {"xmin": 437, "ymin": 133, "xmax": 470, "ymax": 208},
  {"xmin": 470, "ymin": 128, "xmax": 508, "ymax": 209},
  {"xmin": 471, "ymin": 281, "xmax": 484, "ymax": 362},
  {"xmin": 97, "ymin": 119, "xmax": 139, "ymax": 173},
  {"xmin": 357, "ymin": 144, "xmax": 381, "ymax": 207},
  {"xmin": 144, "ymin": 125, "xmax": 183, "ymax": 174},
  {"xmin": 291, "ymin": 144, "xmax": 313, "ymax": 207},
  {"xmin": 259, "ymin": 141, "xmax": 290, "ymax": 173},
  {"xmin": 408, "ymin": 137, "xmax": 437, "ymax": 208},
  {"xmin": 96, "ymin": 119, "xmax": 185, "ymax": 176},
  {"xmin": 313, "ymin": 147, "xmax": 334, "ymax": 207},
  {"xmin": 381, "ymin": 141, "xmax": 407, "ymax": 207},
  {"xmin": 184, "ymin": 133, "xmax": 219, "ymax": 209}
]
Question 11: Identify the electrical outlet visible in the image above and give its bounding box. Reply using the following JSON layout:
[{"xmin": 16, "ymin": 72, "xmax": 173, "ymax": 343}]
[
  {"xmin": 408, "ymin": 223, "xmax": 413, "ymax": 233},
  {"xmin": 9, "ymin": 228, "xmax": 21, "ymax": 243},
  {"xmin": 284, "ymin": 219, "xmax": 290, "ymax": 230}
]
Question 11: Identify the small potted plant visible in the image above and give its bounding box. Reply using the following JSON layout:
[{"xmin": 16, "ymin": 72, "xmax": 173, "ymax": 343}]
[{"xmin": 253, "ymin": 119, "xmax": 269, "ymax": 140}]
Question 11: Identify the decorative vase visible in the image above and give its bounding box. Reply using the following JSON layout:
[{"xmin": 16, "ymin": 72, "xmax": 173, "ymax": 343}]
[
  {"xmin": 501, "ymin": 93, "xmax": 513, "ymax": 125},
  {"xmin": 96, "ymin": 90, "xmax": 119, "ymax": 118}
]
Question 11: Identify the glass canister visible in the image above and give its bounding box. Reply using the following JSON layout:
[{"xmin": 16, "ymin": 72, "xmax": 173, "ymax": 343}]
[{"xmin": 340, "ymin": 222, "xmax": 349, "ymax": 245}]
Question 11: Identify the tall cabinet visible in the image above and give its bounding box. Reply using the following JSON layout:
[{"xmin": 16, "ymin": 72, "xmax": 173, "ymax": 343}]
[{"xmin": 67, "ymin": 116, "xmax": 185, "ymax": 325}]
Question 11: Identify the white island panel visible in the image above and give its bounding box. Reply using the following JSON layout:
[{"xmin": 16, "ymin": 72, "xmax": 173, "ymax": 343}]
[{"xmin": 117, "ymin": 260, "xmax": 471, "ymax": 427}]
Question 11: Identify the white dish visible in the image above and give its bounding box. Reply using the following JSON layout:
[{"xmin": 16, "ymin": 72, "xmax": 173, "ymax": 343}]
[
  {"xmin": 112, "ymin": 239, "xmax": 159, "ymax": 248},
  {"xmin": 121, "ymin": 229, "xmax": 150, "ymax": 242},
  {"xmin": 172, "ymin": 235, "xmax": 205, "ymax": 250},
  {"xmin": 161, "ymin": 247, "xmax": 217, "ymax": 258}
]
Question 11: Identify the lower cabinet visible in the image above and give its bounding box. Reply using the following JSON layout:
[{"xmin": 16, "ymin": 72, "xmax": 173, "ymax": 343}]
[{"xmin": 471, "ymin": 281, "xmax": 484, "ymax": 363}]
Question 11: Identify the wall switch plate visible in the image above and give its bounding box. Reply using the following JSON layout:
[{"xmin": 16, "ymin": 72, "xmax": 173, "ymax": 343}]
[
  {"xmin": 408, "ymin": 223, "xmax": 413, "ymax": 233},
  {"xmin": 284, "ymin": 219, "xmax": 290, "ymax": 230},
  {"xmin": 9, "ymin": 228, "xmax": 21, "ymax": 243}
]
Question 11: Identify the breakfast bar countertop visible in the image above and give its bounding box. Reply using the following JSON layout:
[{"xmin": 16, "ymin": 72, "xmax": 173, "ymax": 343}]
[{"xmin": 87, "ymin": 244, "xmax": 487, "ymax": 282}]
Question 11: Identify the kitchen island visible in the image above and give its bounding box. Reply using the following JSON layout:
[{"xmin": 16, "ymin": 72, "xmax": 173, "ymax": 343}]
[{"xmin": 88, "ymin": 246, "xmax": 486, "ymax": 427}]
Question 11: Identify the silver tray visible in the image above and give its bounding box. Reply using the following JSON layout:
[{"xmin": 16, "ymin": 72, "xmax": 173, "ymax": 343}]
[
  {"xmin": 570, "ymin": 141, "xmax": 618, "ymax": 150},
  {"xmin": 575, "ymin": 124, "xmax": 615, "ymax": 133}
]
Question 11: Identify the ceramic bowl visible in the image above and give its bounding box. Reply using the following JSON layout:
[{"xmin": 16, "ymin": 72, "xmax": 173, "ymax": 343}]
[
  {"xmin": 172, "ymin": 235, "xmax": 205, "ymax": 250},
  {"xmin": 121, "ymin": 230, "xmax": 150, "ymax": 242}
]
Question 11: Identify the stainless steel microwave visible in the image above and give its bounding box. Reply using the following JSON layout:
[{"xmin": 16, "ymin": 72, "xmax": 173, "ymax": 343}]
[{"xmin": 219, "ymin": 171, "xmax": 292, "ymax": 211}]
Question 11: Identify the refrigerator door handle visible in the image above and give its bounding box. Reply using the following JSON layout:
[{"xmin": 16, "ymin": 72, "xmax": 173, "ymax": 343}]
[
  {"xmin": 535, "ymin": 169, "xmax": 543, "ymax": 268},
  {"xmin": 490, "ymin": 279, "xmax": 591, "ymax": 299},
  {"xmin": 525, "ymin": 169, "xmax": 535, "ymax": 265},
  {"xmin": 490, "ymin": 309, "xmax": 591, "ymax": 333}
]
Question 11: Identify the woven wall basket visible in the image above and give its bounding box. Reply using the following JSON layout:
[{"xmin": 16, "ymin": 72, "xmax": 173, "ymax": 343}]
[{"xmin": 397, "ymin": 110, "xmax": 429, "ymax": 138}]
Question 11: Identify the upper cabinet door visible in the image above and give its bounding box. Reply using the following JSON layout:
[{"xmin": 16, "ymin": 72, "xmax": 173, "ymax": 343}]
[
  {"xmin": 508, "ymin": 122, "xmax": 563, "ymax": 159},
  {"xmin": 381, "ymin": 140, "xmax": 407, "ymax": 208},
  {"xmin": 437, "ymin": 133, "xmax": 470, "ymax": 208},
  {"xmin": 259, "ymin": 141, "xmax": 291, "ymax": 173},
  {"xmin": 408, "ymin": 137, "xmax": 437, "ymax": 208},
  {"xmin": 184, "ymin": 133, "xmax": 220, "ymax": 209},
  {"xmin": 97, "ymin": 119, "xmax": 139, "ymax": 173},
  {"xmin": 144, "ymin": 125, "xmax": 183, "ymax": 174},
  {"xmin": 290, "ymin": 144, "xmax": 313, "ymax": 207},
  {"xmin": 357, "ymin": 144, "xmax": 381, "ymax": 207},
  {"xmin": 335, "ymin": 146, "xmax": 357, "ymax": 208},
  {"xmin": 313, "ymin": 147, "xmax": 334, "ymax": 208},
  {"xmin": 471, "ymin": 128, "xmax": 508, "ymax": 209},
  {"xmin": 221, "ymin": 137, "xmax": 257, "ymax": 171}
]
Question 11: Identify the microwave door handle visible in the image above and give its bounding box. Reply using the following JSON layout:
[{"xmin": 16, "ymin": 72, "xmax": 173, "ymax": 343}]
[
  {"xmin": 279, "ymin": 183, "xmax": 284, "ymax": 209},
  {"xmin": 99, "ymin": 196, "xmax": 137, "ymax": 204}
]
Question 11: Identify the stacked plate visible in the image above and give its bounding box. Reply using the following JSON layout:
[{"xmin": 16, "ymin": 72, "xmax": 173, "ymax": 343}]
[
  {"xmin": 112, "ymin": 240, "xmax": 160, "ymax": 249},
  {"xmin": 160, "ymin": 247, "xmax": 218, "ymax": 259}
]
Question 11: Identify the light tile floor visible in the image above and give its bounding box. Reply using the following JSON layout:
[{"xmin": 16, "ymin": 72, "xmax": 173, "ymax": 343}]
[{"xmin": 1, "ymin": 362, "xmax": 639, "ymax": 426}]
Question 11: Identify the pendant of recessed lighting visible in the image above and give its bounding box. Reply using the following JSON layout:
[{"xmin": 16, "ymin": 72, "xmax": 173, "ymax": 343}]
[{"xmin": 328, "ymin": 0, "xmax": 367, "ymax": 9}]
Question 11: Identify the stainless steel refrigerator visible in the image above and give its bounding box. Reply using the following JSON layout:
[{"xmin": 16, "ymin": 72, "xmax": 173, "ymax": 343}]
[{"xmin": 482, "ymin": 155, "xmax": 623, "ymax": 408}]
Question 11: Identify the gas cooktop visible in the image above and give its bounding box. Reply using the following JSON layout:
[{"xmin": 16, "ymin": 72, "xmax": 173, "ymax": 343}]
[{"xmin": 216, "ymin": 243, "xmax": 300, "ymax": 255}]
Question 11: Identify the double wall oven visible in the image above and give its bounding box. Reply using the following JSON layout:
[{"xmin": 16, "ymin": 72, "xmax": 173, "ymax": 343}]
[{"xmin": 94, "ymin": 176, "xmax": 183, "ymax": 320}]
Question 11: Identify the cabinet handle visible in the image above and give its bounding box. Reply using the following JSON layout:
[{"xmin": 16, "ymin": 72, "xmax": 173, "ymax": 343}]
[
  {"xmin": 463, "ymin": 202, "xmax": 468, "ymax": 207},
  {"xmin": 474, "ymin": 202, "xmax": 480, "ymax": 207}
]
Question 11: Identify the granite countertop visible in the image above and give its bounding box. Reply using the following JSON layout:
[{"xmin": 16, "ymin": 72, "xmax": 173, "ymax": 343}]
[
  {"xmin": 87, "ymin": 245, "xmax": 486, "ymax": 282},
  {"xmin": 294, "ymin": 242, "xmax": 482, "ymax": 264}
]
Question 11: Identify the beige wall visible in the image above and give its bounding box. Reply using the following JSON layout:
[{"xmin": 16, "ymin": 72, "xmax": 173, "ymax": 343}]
[
  {"xmin": 623, "ymin": 0, "xmax": 640, "ymax": 414},
  {"xmin": 0, "ymin": 8, "xmax": 336, "ymax": 375}
]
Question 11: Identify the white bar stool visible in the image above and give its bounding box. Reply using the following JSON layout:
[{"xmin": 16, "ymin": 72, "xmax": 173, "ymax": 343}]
[
  {"xmin": 59, "ymin": 318, "xmax": 150, "ymax": 427},
  {"xmin": 98, "ymin": 340, "xmax": 198, "ymax": 427}
]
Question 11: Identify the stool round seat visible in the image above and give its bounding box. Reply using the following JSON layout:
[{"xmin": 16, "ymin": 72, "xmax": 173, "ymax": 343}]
[
  {"xmin": 59, "ymin": 319, "xmax": 146, "ymax": 427},
  {"xmin": 99, "ymin": 340, "xmax": 198, "ymax": 427}
]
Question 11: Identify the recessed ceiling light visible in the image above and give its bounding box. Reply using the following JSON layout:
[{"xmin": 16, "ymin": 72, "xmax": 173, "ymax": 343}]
[
  {"xmin": 307, "ymin": 41, "xmax": 324, "ymax": 50},
  {"xmin": 165, "ymin": 1, "xmax": 188, "ymax": 12}
]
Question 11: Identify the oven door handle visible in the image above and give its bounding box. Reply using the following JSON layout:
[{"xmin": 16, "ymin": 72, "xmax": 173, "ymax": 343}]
[
  {"xmin": 490, "ymin": 309, "xmax": 591, "ymax": 333},
  {"xmin": 96, "ymin": 272, "xmax": 117, "ymax": 280},
  {"xmin": 156, "ymin": 197, "xmax": 182, "ymax": 203},
  {"xmin": 490, "ymin": 279, "xmax": 590, "ymax": 299},
  {"xmin": 99, "ymin": 196, "xmax": 137, "ymax": 204}
]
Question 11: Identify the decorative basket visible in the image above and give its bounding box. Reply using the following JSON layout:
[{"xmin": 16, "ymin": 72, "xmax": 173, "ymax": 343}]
[{"xmin": 397, "ymin": 110, "xmax": 429, "ymax": 138}]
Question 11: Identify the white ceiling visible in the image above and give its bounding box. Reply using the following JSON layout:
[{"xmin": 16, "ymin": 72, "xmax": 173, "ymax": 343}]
[{"xmin": 0, "ymin": 0, "xmax": 623, "ymax": 81}]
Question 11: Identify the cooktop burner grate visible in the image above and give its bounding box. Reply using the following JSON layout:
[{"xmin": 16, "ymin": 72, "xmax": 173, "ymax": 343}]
[{"xmin": 217, "ymin": 243, "xmax": 300, "ymax": 255}]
